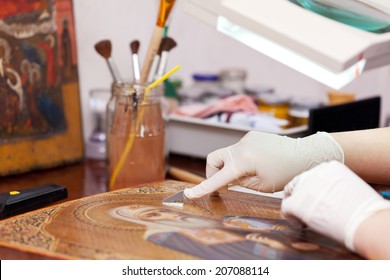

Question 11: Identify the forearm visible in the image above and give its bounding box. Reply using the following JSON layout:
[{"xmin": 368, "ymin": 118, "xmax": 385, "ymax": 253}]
[
  {"xmin": 331, "ymin": 128, "xmax": 390, "ymax": 184},
  {"xmin": 354, "ymin": 209, "xmax": 390, "ymax": 259}
]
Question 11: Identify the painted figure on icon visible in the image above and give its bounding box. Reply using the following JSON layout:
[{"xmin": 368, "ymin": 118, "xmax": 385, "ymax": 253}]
[
  {"xmin": 0, "ymin": 0, "xmax": 77, "ymax": 139},
  {"xmin": 110, "ymin": 205, "xmax": 358, "ymax": 260}
]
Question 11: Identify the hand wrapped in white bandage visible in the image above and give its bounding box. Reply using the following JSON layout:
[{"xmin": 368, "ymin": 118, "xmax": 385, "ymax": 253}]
[
  {"xmin": 281, "ymin": 161, "xmax": 390, "ymax": 252},
  {"xmin": 184, "ymin": 131, "xmax": 344, "ymax": 199}
]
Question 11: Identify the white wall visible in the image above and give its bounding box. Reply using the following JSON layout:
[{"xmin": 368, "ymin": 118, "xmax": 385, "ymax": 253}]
[{"xmin": 73, "ymin": 0, "xmax": 390, "ymax": 142}]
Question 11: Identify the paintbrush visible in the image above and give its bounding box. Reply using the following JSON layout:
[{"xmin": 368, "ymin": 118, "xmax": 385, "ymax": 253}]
[
  {"xmin": 130, "ymin": 40, "xmax": 141, "ymax": 82},
  {"xmin": 139, "ymin": 0, "xmax": 177, "ymax": 84},
  {"xmin": 94, "ymin": 39, "xmax": 122, "ymax": 83},
  {"xmin": 147, "ymin": 38, "xmax": 164, "ymax": 83},
  {"xmin": 155, "ymin": 37, "xmax": 177, "ymax": 79}
]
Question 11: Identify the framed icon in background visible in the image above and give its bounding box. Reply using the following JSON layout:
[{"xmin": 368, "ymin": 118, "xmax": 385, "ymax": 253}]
[{"xmin": 0, "ymin": 0, "xmax": 83, "ymax": 176}]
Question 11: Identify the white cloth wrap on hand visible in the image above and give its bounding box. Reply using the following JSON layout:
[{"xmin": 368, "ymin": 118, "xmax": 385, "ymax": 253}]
[
  {"xmin": 281, "ymin": 161, "xmax": 390, "ymax": 251},
  {"xmin": 184, "ymin": 131, "xmax": 344, "ymax": 199}
]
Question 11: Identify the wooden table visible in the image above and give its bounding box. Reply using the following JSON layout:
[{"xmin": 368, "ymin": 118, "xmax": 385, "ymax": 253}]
[
  {"xmin": 0, "ymin": 154, "xmax": 388, "ymax": 260},
  {"xmin": 0, "ymin": 154, "xmax": 206, "ymax": 259},
  {"xmin": 0, "ymin": 154, "xmax": 206, "ymax": 201}
]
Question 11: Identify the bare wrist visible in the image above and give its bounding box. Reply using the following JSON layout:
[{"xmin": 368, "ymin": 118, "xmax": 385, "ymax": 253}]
[{"xmin": 354, "ymin": 208, "xmax": 390, "ymax": 259}]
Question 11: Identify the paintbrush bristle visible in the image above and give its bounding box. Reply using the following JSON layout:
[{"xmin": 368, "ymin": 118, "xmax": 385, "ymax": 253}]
[
  {"xmin": 94, "ymin": 40, "xmax": 112, "ymax": 59},
  {"xmin": 130, "ymin": 40, "xmax": 140, "ymax": 54},
  {"xmin": 161, "ymin": 37, "xmax": 177, "ymax": 52}
]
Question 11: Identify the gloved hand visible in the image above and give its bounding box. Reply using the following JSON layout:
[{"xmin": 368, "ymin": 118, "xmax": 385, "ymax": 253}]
[
  {"xmin": 281, "ymin": 161, "xmax": 390, "ymax": 251},
  {"xmin": 184, "ymin": 131, "xmax": 344, "ymax": 199}
]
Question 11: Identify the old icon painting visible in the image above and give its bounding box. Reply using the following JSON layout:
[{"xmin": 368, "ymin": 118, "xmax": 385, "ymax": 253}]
[
  {"xmin": 110, "ymin": 204, "xmax": 360, "ymax": 260},
  {"xmin": 0, "ymin": 182, "xmax": 361, "ymax": 260},
  {"xmin": 0, "ymin": 0, "xmax": 83, "ymax": 175}
]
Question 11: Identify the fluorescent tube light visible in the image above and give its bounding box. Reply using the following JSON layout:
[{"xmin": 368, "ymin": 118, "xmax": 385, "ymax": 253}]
[{"xmin": 217, "ymin": 16, "xmax": 367, "ymax": 89}]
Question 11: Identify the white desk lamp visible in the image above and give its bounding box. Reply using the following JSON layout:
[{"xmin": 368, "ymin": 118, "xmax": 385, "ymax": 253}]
[{"xmin": 183, "ymin": 0, "xmax": 390, "ymax": 89}]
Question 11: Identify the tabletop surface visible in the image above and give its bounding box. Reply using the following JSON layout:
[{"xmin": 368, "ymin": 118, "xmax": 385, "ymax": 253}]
[
  {"xmin": 0, "ymin": 154, "xmax": 205, "ymax": 259},
  {"xmin": 0, "ymin": 154, "xmax": 206, "ymax": 201},
  {"xmin": 0, "ymin": 154, "xmax": 388, "ymax": 260}
]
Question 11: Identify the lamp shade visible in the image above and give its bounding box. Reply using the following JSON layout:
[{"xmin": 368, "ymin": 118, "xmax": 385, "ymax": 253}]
[{"xmin": 184, "ymin": 0, "xmax": 390, "ymax": 89}]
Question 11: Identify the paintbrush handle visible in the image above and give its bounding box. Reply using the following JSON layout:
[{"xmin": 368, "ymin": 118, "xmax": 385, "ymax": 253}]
[
  {"xmin": 147, "ymin": 55, "xmax": 161, "ymax": 83},
  {"xmin": 140, "ymin": 26, "xmax": 164, "ymax": 84},
  {"xmin": 132, "ymin": 54, "xmax": 141, "ymax": 81},
  {"xmin": 107, "ymin": 57, "xmax": 122, "ymax": 83},
  {"xmin": 168, "ymin": 166, "xmax": 205, "ymax": 185},
  {"xmin": 156, "ymin": 51, "xmax": 169, "ymax": 78}
]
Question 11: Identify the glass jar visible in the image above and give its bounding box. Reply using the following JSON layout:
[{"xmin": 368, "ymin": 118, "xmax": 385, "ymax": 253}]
[
  {"xmin": 106, "ymin": 82, "xmax": 165, "ymax": 190},
  {"xmin": 85, "ymin": 88, "xmax": 111, "ymax": 160},
  {"xmin": 288, "ymin": 97, "xmax": 322, "ymax": 127},
  {"xmin": 220, "ymin": 68, "xmax": 247, "ymax": 94},
  {"xmin": 177, "ymin": 73, "xmax": 234, "ymax": 105},
  {"xmin": 258, "ymin": 94, "xmax": 290, "ymax": 121}
]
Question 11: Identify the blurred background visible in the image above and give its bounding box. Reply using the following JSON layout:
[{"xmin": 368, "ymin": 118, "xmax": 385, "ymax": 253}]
[{"xmin": 74, "ymin": 0, "xmax": 390, "ymax": 143}]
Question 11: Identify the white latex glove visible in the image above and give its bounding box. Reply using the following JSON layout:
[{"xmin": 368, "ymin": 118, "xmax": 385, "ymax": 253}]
[
  {"xmin": 184, "ymin": 131, "xmax": 343, "ymax": 199},
  {"xmin": 281, "ymin": 161, "xmax": 390, "ymax": 251}
]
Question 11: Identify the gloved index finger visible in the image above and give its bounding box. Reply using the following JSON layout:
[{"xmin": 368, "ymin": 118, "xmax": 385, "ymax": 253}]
[{"xmin": 184, "ymin": 167, "xmax": 237, "ymax": 199}]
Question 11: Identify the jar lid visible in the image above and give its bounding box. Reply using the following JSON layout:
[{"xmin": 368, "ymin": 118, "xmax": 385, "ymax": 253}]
[
  {"xmin": 245, "ymin": 86, "xmax": 274, "ymax": 98},
  {"xmin": 259, "ymin": 94, "xmax": 290, "ymax": 105},
  {"xmin": 289, "ymin": 108, "xmax": 309, "ymax": 118},
  {"xmin": 289, "ymin": 97, "xmax": 322, "ymax": 109},
  {"xmin": 192, "ymin": 73, "xmax": 220, "ymax": 81},
  {"xmin": 220, "ymin": 68, "xmax": 247, "ymax": 80}
]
